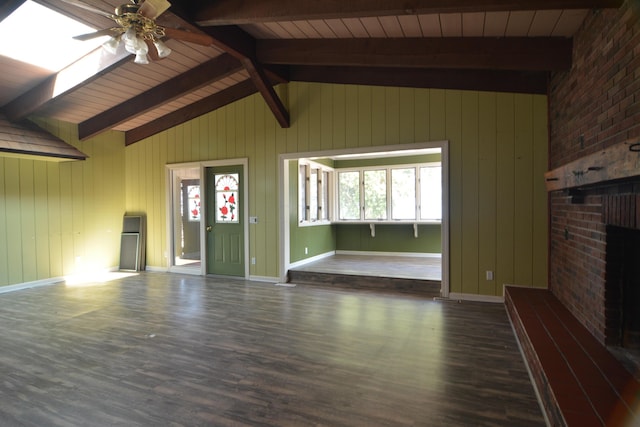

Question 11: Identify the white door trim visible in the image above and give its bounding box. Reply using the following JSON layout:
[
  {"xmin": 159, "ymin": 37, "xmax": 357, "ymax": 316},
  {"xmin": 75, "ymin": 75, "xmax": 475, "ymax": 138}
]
[
  {"xmin": 278, "ymin": 141, "xmax": 450, "ymax": 297},
  {"xmin": 165, "ymin": 158, "xmax": 249, "ymax": 278}
]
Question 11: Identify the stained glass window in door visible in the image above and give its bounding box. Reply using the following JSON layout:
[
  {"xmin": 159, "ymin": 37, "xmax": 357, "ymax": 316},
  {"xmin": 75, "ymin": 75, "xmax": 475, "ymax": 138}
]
[
  {"xmin": 187, "ymin": 185, "xmax": 201, "ymax": 221},
  {"xmin": 215, "ymin": 173, "xmax": 239, "ymax": 223}
]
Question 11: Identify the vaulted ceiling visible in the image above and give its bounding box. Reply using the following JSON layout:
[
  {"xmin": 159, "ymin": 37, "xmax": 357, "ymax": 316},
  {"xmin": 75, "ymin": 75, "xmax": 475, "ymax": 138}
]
[{"xmin": 0, "ymin": 0, "xmax": 624, "ymax": 150}]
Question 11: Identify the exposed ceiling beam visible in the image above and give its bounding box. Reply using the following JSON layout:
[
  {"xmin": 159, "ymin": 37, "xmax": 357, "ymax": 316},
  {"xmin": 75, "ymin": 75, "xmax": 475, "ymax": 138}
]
[
  {"xmin": 202, "ymin": 25, "xmax": 256, "ymax": 60},
  {"xmin": 257, "ymin": 37, "xmax": 572, "ymax": 71},
  {"xmin": 3, "ymin": 47, "xmax": 130, "ymax": 122},
  {"xmin": 201, "ymin": 25, "xmax": 290, "ymax": 127},
  {"xmin": 290, "ymin": 65, "xmax": 548, "ymax": 94},
  {"xmin": 161, "ymin": 18, "xmax": 291, "ymax": 128},
  {"xmin": 125, "ymin": 79, "xmax": 259, "ymax": 146},
  {"xmin": 242, "ymin": 59, "xmax": 289, "ymax": 128},
  {"xmin": 78, "ymin": 54, "xmax": 243, "ymax": 141},
  {"xmin": 201, "ymin": 25, "xmax": 292, "ymax": 81},
  {"xmin": 194, "ymin": 0, "xmax": 623, "ymax": 25}
]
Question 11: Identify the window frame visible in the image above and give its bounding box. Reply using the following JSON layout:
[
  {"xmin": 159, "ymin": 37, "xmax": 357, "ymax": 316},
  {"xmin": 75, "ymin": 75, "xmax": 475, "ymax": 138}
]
[
  {"xmin": 335, "ymin": 161, "xmax": 442, "ymax": 225},
  {"xmin": 298, "ymin": 160, "xmax": 333, "ymax": 227}
]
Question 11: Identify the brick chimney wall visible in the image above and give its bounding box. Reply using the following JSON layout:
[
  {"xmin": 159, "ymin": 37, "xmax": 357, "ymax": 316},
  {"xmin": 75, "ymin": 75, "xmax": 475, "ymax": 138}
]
[{"xmin": 548, "ymin": 1, "xmax": 640, "ymax": 344}]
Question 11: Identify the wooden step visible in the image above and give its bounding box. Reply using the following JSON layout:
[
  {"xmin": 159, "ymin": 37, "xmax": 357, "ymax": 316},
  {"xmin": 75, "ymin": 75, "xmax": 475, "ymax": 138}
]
[
  {"xmin": 505, "ymin": 286, "xmax": 640, "ymax": 426},
  {"xmin": 287, "ymin": 270, "xmax": 441, "ymax": 297}
]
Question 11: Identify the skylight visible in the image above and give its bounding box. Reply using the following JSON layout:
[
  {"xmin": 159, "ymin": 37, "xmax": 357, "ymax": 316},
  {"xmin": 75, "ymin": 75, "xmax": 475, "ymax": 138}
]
[{"xmin": 0, "ymin": 0, "xmax": 106, "ymax": 72}]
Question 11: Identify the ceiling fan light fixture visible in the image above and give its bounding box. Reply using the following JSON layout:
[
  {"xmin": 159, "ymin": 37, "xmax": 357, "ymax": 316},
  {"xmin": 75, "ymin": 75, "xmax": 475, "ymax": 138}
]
[
  {"xmin": 122, "ymin": 27, "xmax": 141, "ymax": 54},
  {"xmin": 133, "ymin": 34, "xmax": 149, "ymax": 64},
  {"xmin": 134, "ymin": 51, "xmax": 149, "ymax": 64},
  {"xmin": 153, "ymin": 39, "xmax": 171, "ymax": 58},
  {"xmin": 102, "ymin": 35, "xmax": 121, "ymax": 55},
  {"xmin": 66, "ymin": 0, "xmax": 176, "ymax": 64}
]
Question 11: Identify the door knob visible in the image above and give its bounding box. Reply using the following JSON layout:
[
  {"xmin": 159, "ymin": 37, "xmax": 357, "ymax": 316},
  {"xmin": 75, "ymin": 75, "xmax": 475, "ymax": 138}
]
[{"xmin": 206, "ymin": 225, "xmax": 212, "ymax": 232}]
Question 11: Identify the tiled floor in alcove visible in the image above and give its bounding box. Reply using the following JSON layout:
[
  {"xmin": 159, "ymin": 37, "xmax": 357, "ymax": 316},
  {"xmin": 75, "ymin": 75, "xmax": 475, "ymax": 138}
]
[{"xmin": 291, "ymin": 254, "xmax": 441, "ymax": 281}]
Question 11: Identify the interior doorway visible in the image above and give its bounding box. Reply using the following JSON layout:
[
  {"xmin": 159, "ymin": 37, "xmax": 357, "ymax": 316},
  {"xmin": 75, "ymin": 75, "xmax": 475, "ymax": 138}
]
[
  {"xmin": 167, "ymin": 159, "xmax": 249, "ymax": 277},
  {"xmin": 279, "ymin": 141, "xmax": 450, "ymax": 296},
  {"xmin": 168, "ymin": 166, "xmax": 202, "ymax": 274}
]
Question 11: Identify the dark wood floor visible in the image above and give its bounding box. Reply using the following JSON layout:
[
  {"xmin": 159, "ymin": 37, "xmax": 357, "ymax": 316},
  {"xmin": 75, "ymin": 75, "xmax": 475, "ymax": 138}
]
[
  {"xmin": 0, "ymin": 273, "xmax": 544, "ymax": 426},
  {"xmin": 292, "ymin": 254, "xmax": 442, "ymax": 281}
]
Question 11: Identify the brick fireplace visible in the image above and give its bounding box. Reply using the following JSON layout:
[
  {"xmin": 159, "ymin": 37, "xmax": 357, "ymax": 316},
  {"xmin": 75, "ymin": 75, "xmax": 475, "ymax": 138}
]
[
  {"xmin": 606, "ymin": 224, "xmax": 640, "ymax": 348},
  {"xmin": 547, "ymin": 0, "xmax": 640, "ymax": 346},
  {"xmin": 549, "ymin": 184, "xmax": 640, "ymax": 345}
]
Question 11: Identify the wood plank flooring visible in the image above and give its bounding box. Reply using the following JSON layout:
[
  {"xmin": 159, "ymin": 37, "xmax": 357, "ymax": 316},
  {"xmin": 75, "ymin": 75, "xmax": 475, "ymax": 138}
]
[
  {"xmin": 292, "ymin": 254, "xmax": 442, "ymax": 281},
  {"xmin": 0, "ymin": 273, "xmax": 544, "ymax": 426}
]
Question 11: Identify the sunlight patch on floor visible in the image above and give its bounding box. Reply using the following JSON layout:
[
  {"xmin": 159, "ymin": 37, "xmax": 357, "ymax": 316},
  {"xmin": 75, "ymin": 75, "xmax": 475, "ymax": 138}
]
[{"xmin": 64, "ymin": 271, "xmax": 139, "ymax": 287}]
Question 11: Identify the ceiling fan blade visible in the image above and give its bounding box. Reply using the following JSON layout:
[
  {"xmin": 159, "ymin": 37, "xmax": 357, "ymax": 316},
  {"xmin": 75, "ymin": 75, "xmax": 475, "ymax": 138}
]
[
  {"xmin": 73, "ymin": 27, "xmax": 121, "ymax": 41},
  {"xmin": 138, "ymin": 0, "xmax": 171, "ymax": 20},
  {"xmin": 58, "ymin": 0, "xmax": 116, "ymax": 19},
  {"xmin": 163, "ymin": 27, "xmax": 213, "ymax": 46}
]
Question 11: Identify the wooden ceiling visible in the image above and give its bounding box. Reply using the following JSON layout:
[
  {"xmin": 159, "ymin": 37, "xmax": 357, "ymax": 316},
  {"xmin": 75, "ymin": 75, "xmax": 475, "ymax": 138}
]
[{"xmin": 0, "ymin": 0, "xmax": 624, "ymax": 147}]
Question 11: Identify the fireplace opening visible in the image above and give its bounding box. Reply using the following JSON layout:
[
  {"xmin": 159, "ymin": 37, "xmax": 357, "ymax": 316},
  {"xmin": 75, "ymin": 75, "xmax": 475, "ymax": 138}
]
[{"xmin": 605, "ymin": 226, "xmax": 640, "ymax": 349}]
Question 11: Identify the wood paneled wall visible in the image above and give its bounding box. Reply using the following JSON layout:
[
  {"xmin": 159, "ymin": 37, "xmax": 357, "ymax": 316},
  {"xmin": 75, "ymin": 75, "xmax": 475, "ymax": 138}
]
[
  {"xmin": 0, "ymin": 120, "xmax": 125, "ymax": 287},
  {"xmin": 126, "ymin": 83, "xmax": 548, "ymax": 295}
]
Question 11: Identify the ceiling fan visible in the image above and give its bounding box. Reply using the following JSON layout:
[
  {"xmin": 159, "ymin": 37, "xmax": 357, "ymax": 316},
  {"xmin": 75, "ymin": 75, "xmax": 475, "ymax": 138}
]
[{"xmin": 59, "ymin": 0, "xmax": 210, "ymax": 64}]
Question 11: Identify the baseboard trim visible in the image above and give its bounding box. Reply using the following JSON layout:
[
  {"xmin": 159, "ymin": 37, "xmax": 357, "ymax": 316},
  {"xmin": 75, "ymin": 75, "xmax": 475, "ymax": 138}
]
[
  {"xmin": 448, "ymin": 292, "xmax": 504, "ymax": 303},
  {"xmin": 0, "ymin": 277, "xmax": 64, "ymax": 294},
  {"xmin": 249, "ymin": 275, "xmax": 280, "ymax": 283},
  {"xmin": 288, "ymin": 251, "xmax": 336, "ymax": 270},
  {"xmin": 336, "ymin": 250, "xmax": 441, "ymax": 258}
]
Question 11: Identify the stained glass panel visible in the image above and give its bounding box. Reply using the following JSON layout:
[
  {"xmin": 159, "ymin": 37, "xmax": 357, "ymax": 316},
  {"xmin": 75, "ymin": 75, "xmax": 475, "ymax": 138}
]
[
  {"xmin": 215, "ymin": 173, "xmax": 239, "ymax": 223},
  {"xmin": 187, "ymin": 185, "xmax": 200, "ymax": 221}
]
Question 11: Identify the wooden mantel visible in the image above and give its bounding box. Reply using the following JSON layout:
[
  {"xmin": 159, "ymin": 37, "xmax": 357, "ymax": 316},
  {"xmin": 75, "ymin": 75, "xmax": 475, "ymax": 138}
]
[{"xmin": 545, "ymin": 139, "xmax": 640, "ymax": 192}]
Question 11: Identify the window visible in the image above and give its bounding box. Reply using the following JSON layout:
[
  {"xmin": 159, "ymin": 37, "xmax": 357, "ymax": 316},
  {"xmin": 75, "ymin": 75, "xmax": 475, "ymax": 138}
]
[
  {"xmin": 364, "ymin": 170, "xmax": 387, "ymax": 220},
  {"xmin": 321, "ymin": 171, "xmax": 329, "ymax": 221},
  {"xmin": 337, "ymin": 163, "xmax": 441, "ymax": 223},
  {"xmin": 298, "ymin": 158, "xmax": 442, "ymax": 226},
  {"xmin": 0, "ymin": 1, "xmax": 104, "ymax": 71},
  {"xmin": 309, "ymin": 168, "xmax": 319, "ymax": 221},
  {"xmin": 420, "ymin": 165, "xmax": 442, "ymax": 220},
  {"xmin": 298, "ymin": 164, "xmax": 307, "ymax": 222},
  {"xmin": 215, "ymin": 174, "xmax": 239, "ymax": 223},
  {"xmin": 299, "ymin": 160, "xmax": 333, "ymax": 224},
  {"xmin": 391, "ymin": 168, "xmax": 416, "ymax": 220},
  {"xmin": 338, "ymin": 171, "xmax": 360, "ymax": 220}
]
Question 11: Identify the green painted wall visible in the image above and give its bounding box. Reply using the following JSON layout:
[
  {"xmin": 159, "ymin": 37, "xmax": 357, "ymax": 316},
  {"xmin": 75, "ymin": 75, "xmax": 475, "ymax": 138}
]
[
  {"xmin": 335, "ymin": 224, "xmax": 441, "ymax": 253},
  {"xmin": 2, "ymin": 82, "xmax": 547, "ymax": 296},
  {"xmin": 0, "ymin": 119, "xmax": 126, "ymax": 287},
  {"xmin": 125, "ymin": 83, "xmax": 547, "ymax": 295}
]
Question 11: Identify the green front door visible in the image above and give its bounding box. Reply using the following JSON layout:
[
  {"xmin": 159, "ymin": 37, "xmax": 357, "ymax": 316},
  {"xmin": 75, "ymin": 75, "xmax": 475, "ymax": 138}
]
[{"xmin": 206, "ymin": 165, "xmax": 244, "ymax": 276}]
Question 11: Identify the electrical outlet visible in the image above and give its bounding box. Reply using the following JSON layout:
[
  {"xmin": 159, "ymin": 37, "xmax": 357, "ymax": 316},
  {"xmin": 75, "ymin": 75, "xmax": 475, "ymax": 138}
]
[
  {"xmin": 486, "ymin": 270, "xmax": 494, "ymax": 281},
  {"xmin": 251, "ymin": 257, "xmax": 256, "ymax": 265},
  {"xmin": 304, "ymin": 247, "xmax": 308, "ymax": 255}
]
